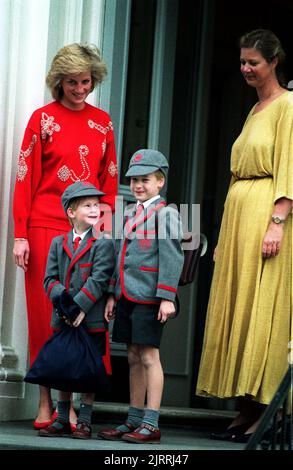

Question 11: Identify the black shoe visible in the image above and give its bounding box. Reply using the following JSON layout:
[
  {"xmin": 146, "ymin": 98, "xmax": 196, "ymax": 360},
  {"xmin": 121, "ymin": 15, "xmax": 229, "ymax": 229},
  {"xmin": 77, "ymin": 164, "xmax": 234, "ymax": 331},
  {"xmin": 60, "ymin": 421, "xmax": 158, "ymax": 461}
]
[
  {"xmin": 210, "ymin": 422, "xmax": 253, "ymax": 441},
  {"xmin": 231, "ymin": 432, "xmax": 253, "ymax": 443}
]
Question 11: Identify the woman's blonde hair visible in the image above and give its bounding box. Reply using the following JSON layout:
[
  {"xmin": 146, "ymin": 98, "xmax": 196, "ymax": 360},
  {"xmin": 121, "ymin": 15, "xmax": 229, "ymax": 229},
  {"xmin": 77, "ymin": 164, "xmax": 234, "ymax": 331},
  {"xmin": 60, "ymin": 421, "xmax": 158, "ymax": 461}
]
[{"xmin": 46, "ymin": 43, "xmax": 107, "ymax": 100}]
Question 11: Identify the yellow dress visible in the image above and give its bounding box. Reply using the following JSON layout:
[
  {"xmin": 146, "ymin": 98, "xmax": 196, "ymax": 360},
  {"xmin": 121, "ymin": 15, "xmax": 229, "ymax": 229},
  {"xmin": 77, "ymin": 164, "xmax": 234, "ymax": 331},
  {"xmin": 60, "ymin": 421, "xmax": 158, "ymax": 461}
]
[{"xmin": 196, "ymin": 91, "xmax": 293, "ymax": 405}]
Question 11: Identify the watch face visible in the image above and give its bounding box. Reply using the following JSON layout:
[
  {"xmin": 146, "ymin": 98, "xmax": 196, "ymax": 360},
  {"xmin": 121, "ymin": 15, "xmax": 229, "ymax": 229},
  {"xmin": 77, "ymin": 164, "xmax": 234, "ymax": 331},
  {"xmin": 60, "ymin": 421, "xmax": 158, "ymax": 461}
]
[{"xmin": 272, "ymin": 216, "xmax": 284, "ymax": 224}]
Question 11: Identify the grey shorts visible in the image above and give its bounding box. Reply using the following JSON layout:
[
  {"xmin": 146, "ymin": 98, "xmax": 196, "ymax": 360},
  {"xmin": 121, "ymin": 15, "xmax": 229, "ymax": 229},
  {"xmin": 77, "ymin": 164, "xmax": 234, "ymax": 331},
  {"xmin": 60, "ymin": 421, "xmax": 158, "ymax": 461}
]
[{"xmin": 112, "ymin": 296, "xmax": 164, "ymax": 348}]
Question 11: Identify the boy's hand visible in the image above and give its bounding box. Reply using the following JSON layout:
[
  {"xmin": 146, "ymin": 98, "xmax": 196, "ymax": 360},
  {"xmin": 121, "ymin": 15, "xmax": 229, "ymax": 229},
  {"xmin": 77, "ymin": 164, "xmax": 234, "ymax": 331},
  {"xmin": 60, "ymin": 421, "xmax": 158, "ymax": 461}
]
[
  {"xmin": 158, "ymin": 300, "xmax": 176, "ymax": 323},
  {"xmin": 71, "ymin": 311, "xmax": 85, "ymax": 328},
  {"xmin": 104, "ymin": 295, "xmax": 116, "ymax": 323}
]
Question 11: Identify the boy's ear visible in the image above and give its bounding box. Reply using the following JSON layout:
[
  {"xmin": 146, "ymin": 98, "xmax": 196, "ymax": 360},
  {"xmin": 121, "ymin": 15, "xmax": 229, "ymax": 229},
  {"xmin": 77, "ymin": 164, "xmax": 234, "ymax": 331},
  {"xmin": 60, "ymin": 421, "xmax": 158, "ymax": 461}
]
[
  {"xmin": 158, "ymin": 177, "xmax": 165, "ymax": 188},
  {"xmin": 67, "ymin": 207, "xmax": 75, "ymax": 220}
]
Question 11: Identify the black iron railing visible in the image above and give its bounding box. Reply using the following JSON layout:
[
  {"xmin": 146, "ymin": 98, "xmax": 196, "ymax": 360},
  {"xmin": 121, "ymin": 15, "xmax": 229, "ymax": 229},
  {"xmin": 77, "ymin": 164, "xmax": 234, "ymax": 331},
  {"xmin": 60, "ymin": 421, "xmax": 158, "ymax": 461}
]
[{"xmin": 245, "ymin": 365, "xmax": 292, "ymax": 450}]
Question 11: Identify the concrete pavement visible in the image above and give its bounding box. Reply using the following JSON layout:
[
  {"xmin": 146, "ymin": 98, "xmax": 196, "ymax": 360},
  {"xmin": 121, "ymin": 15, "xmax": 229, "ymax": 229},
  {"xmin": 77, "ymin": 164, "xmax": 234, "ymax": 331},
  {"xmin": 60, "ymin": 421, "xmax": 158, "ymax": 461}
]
[{"xmin": 0, "ymin": 404, "xmax": 246, "ymax": 451}]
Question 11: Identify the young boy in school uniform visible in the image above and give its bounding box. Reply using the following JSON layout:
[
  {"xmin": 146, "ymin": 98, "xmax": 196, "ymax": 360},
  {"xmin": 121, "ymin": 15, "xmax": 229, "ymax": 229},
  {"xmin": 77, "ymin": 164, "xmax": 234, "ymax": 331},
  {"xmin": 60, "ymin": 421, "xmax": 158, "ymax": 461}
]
[
  {"xmin": 39, "ymin": 181, "xmax": 114, "ymax": 439},
  {"xmin": 98, "ymin": 149, "xmax": 184, "ymax": 444}
]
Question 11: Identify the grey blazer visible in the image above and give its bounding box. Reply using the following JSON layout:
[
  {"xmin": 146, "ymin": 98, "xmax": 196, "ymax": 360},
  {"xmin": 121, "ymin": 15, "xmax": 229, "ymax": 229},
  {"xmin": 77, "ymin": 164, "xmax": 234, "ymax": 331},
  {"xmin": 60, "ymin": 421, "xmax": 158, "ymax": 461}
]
[
  {"xmin": 109, "ymin": 197, "xmax": 184, "ymax": 304},
  {"xmin": 44, "ymin": 228, "xmax": 115, "ymax": 330}
]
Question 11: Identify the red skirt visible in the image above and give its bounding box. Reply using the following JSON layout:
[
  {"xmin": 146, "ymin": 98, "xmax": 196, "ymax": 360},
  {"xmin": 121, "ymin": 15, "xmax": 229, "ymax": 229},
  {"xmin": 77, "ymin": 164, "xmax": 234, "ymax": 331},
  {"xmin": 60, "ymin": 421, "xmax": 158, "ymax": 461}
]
[{"xmin": 25, "ymin": 227, "xmax": 112, "ymax": 375}]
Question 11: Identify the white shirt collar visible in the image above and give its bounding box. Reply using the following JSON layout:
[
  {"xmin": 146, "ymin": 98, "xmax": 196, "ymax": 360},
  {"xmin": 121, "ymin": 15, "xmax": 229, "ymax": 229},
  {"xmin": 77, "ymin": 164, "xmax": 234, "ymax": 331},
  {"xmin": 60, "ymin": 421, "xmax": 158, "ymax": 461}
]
[
  {"xmin": 73, "ymin": 227, "xmax": 91, "ymax": 241},
  {"xmin": 136, "ymin": 195, "xmax": 160, "ymax": 209}
]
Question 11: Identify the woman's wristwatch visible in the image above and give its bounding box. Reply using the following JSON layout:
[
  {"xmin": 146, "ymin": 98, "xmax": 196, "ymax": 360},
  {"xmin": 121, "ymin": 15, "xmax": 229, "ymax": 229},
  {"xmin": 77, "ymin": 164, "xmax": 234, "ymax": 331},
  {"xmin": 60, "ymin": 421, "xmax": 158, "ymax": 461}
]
[{"xmin": 271, "ymin": 215, "xmax": 286, "ymax": 224}]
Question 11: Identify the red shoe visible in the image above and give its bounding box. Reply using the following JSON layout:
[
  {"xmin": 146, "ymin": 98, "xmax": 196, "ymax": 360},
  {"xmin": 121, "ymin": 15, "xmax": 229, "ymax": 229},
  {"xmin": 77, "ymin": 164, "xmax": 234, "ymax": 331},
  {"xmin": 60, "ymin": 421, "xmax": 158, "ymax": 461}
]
[
  {"xmin": 97, "ymin": 422, "xmax": 136, "ymax": 441},
  {"xmin": 70, "ymin": 422, "xmax": 77, "ymax": 432},
  {"xmin": 33, "ymin": 419, "xmax": 53, "ymax": 430},
  {"xmin": 121, "ymin": 423, "xmax": 161, "ymax": 444},
  {"xmin": 51, "ymin": 409, "xmax": 58, "ymax": 421},
  {"xmin": 71, "ymin": 422, "xmax": 92, "ymax": 440}
]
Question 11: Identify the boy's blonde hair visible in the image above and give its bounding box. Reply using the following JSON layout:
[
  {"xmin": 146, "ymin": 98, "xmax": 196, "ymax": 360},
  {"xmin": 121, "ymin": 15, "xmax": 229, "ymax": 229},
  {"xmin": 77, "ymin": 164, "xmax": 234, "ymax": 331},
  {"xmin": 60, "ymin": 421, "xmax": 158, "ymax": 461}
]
[
  {"xmin": 46, "ymin": 43, "xmax": 107, "ymax": 100},
  {"xmin": 153, "ymin": 170, "xmax": 165, "ymax": 180}
]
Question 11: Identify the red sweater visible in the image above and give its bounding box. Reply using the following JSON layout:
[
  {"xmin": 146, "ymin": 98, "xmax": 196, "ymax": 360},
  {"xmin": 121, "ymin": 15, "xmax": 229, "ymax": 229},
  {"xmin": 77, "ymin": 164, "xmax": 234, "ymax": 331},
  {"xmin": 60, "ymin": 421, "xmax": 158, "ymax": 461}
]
[{"xmin": 13, "ymin": 101, "xmax": 118, "ymax": 238}]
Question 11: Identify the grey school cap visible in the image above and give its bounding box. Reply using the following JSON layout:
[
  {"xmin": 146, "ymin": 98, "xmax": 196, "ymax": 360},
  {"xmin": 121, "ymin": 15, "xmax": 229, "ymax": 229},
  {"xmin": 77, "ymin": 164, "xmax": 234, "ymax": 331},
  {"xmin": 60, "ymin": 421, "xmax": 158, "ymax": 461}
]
[
  {"xmin": 61, "ymin": 181, "xmax": 105, "ymax": 213},
  {"xmin": 125, "ymin": 149, "xmax": 169, "ymax": 177}
]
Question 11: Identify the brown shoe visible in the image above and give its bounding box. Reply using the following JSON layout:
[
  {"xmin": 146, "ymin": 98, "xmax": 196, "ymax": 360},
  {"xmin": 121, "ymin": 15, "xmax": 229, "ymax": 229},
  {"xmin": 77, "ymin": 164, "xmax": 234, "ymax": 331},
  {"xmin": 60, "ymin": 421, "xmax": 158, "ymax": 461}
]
[
  {"xmin": 121, "ymin": 423, "xmax": 161, "ymax": 444},
  {"xmin": 38, "ymin": 420, "xmax": 72, "ymax": 437},
  {"xmin": 97, "ymin": 422, "xmax": 136, "ymax": 441},
  {"xmin": 71, "ymin": 421, "xmax": 92, "ymax": 440}
]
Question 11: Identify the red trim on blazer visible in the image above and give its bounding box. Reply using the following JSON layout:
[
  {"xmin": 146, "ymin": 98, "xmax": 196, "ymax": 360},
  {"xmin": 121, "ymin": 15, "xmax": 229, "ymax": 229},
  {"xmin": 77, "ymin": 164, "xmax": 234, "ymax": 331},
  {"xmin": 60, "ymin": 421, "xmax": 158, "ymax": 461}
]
[
  {"xmin": 116, "ymin": 290, "xmax": 160, "ymax": 305},
  {"xmin": 125, "ymin": 201, "xmax": 166, "ymax": 235},
  {"xmin": 119, "ymin": 239, "xmax": 128, "ymax": 293},
  {"xmin": 80, "ymin": 263, "xmax": 93, "ymax": 268},
  {"xmin": 63, "ymin": 234, "xmax": 72, "ymax": 259},
  {"xmin": 48, "ymin": 280, "xmax": 60, "ymax": 296},
  {"xmin": 65, "ymin": 236, "xmax": 96, "ymax": 291},
  {"xmin": 157, "ymin": 284, "xmax": 177, "ymax": 293},
  {"xmin": 71, "ymin": 237, "xmax": 96, "ymax": 264},
  {"xmin": 53, "ymin": 327, "xmax": 107, "ymax": 333},
  {"xmin": 139, "ymin": 267, "xmax": 159, "ymax": 272},
  {"xmin": 119, "ymin": 240, "xmax": 160, "ymax": 305},
  {"xmin": 81, "ymin": 287, "xmax": 97, "ymax": 302},
  {"xmin": 87, "ymin": 327, "xmax": 106, "ymax": 333}
]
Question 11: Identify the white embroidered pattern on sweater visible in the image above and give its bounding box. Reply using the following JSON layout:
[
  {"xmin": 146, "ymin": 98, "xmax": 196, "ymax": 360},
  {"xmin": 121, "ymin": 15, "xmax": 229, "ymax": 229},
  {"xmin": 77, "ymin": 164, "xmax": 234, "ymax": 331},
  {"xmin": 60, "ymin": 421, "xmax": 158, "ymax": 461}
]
[
  {"xmin": 102, "ymin": 139, "xmax": 106, "ymax": 156},
  {"xmin": 88, "ymin": 119, "xmax": 113, "ymax": 134},
  {"xmin": 17, "ymin": 135, "xmax": 37, "ymax": 182},
  {"xmin": 57, "ymin": 145, "xmax": 90, "ymax": 182},
  {"xmin": 40, "ymin": 113, "xmax": 61, "ymax": 141},
  {"xmin": 108, "ymin": 161, "xmax": 118, "ymax": 177}
]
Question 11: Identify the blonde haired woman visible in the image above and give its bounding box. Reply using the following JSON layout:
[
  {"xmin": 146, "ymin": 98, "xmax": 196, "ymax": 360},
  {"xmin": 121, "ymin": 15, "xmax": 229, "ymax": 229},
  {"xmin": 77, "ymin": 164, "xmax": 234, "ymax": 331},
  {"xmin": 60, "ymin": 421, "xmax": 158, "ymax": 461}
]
[{"xmin": 13, "ymin": 43, "xmax": 118, "ymax": 429}]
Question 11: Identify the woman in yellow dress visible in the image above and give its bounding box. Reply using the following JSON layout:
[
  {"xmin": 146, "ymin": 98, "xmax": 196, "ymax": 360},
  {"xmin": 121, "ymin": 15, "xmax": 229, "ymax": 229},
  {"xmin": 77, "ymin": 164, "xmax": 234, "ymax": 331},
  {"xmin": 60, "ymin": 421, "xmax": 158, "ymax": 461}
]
[{"xmin": 196, "ymin": 29, "xmax": 292, "ymax": 442}]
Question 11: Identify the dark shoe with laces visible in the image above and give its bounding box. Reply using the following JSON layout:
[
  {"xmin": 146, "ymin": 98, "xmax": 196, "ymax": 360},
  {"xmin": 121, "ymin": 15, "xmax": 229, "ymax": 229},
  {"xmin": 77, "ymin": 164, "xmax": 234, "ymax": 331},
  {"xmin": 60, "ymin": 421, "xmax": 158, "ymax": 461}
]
[
  {"xmin": 97, "ymin": 422, "xmax": 136, "ymax": 441},
  {"xmin": 38, "ymin": 420, "xmax": 72, "ymax": 437},
  {"xmin": 121, "ymin": 423, "xmax": 161, "ymax": 444},
  {"xmin": 71, "ymin": 421, "xmax": 92, "ymax": 440},
  {"xmin": 210, "ymin": 422, "xmax": 253, "ymax": 441}
]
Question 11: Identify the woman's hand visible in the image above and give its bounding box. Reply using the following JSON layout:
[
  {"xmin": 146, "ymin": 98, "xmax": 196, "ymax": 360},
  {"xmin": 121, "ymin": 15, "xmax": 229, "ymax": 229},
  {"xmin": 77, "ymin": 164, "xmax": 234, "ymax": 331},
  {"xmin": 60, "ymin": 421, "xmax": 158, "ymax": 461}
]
[
  {"xmin": 262, "ymin": 223, "xmax": 284, "ymax": 258},
  {"xmin": 104, "ymin": 295, "xmax": 116, "ymax": 323},
  {"xmin": 13, "ymin": 239, "xmax": 30, "ymax": 271}
]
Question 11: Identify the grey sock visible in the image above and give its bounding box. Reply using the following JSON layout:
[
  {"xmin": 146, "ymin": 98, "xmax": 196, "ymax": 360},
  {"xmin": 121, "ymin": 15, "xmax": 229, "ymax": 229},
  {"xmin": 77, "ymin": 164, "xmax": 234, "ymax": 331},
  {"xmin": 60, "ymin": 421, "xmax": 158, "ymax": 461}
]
[
  {"xmin": 116, "ymin": 406, "xmax": 144, "ymax": 432},
  {"xmin": 56, "ymin": 400, "xmax": 70, "ymax": 423},
  {"xmin": 139, "ymin": 408, "xmax": 160, "ymax": 435},
  {"xmin": 78, "ymin": 402, "xmax": 93, "ymax": 426},
  {"xmin": 51, "ymin": 420, "xmax": 66, "ymax": 430}
]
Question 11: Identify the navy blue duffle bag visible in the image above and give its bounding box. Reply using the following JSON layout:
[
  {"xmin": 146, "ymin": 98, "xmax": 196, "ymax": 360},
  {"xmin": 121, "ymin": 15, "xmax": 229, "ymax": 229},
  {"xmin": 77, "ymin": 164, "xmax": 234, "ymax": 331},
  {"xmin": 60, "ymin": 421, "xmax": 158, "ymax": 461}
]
[{"xmin": 24, "ymin": 324, "xmax": 109, "ymax": 393}]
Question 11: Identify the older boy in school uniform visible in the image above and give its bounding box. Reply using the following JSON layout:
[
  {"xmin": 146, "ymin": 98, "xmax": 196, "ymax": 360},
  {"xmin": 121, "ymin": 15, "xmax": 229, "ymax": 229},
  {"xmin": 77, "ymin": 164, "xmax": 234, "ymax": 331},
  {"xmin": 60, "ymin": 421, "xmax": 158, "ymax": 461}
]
[
  {"xmin": 39, "ymin": 181, "xmax": 114, "ymax": 439},
  {"xmin": 98, "ymin": 149, "xmax": 184, "ymax": 443}
]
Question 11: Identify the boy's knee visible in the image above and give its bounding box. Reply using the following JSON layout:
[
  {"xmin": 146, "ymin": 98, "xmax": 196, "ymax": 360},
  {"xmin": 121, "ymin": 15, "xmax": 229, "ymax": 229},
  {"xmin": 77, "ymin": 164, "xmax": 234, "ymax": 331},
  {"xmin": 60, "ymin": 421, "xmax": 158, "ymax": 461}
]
[
  {"xmin": 127, "ymin": 347, "xmax": 141, "ymax": 366},
  {"xmin": 140, "ymin": 350, "xmax": 158, "ymax": 369}
]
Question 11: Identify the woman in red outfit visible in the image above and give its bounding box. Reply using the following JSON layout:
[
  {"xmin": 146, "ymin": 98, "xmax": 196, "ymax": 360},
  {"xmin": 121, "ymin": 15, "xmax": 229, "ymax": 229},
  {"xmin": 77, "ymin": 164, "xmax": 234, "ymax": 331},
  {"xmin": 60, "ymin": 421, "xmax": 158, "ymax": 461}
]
[{"xmin": 12, "ymin": 43, "xmax": 118, "ymax": 428}]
